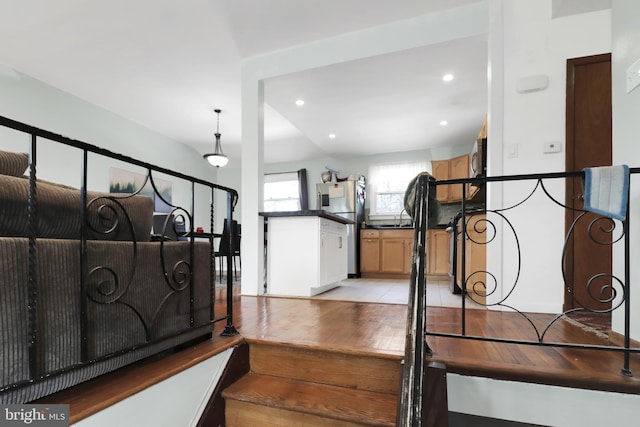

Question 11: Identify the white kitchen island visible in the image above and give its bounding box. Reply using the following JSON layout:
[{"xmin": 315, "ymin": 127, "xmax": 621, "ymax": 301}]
[{"xmin": 259, "ymin": 210, "xmax": 352, "ymax": 297}]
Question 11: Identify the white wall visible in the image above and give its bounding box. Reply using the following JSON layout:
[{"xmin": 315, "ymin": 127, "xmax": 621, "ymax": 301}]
[
  {"xmin": 75, "ymin": 349, "xmax": 232, "ymax": 427},
  {"xmin": 449, "ymin": 373, "xmax": 640, "ymax": 427},
  {"xmin": 220, "ymin": 143, "xmax": 473, "ymax": 221},
  {"xmin": 0, "ymin": 66, "xmax": 219, "ymax": 232},
  {"xmin": 0, "ymin": 66, "xmax": 213, "ymax": 177},
  {"xmin": 262, "ymin": 143, "xmax": 473, "ymax": 212},
  {"xmin": 611, "ymin": 0, "xmax": 640, "ymax": 338},
  {"xmin": 215, "ymin": 166, "xmax": 242, "ymax": 230},
  {"xmin": 487, "ymin": 2, "xmax": 612, "ymax": 313}
]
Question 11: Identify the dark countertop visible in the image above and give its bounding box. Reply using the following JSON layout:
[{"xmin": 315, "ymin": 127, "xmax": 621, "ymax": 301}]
[
  {"xmin": 363, "ymin": 225, "xmax": 414, "ymax": 230},
  {"xmin": 259, "ymin": 210, "xmax": 354, "ymax": 225},
  {"xmin": 363, "ymin": 224, "xmax": 449, "ymax": 230}
]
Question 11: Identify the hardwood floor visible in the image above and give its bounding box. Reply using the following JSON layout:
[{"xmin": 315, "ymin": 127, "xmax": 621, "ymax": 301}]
[
  {"xmin": 234, "ymin": 295, "xmax": 640, "ymax": 394},
  {"xmin": 41, "ymin": 275, "xmax": 640, "ymax": 423}
]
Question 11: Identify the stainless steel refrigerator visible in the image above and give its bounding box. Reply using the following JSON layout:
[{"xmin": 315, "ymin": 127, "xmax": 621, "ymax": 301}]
[{"xmin": 316, "ymin": 178, "xmax": 365, "ymax": 277}]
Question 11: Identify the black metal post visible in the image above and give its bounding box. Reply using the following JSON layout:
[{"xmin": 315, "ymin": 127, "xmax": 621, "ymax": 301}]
[
  {"xmin": 27, "ymin": 133, "xmax": 38, "ymax": 378},
  {"xmin": 397, "ymin": 174, "xmax": 432, "ymax": 427},
  {"xmin": 221, "ymin": 191, "xmax": 239, "ymax": 336},
  {"xmin": 209, "ymin": 187, "xmax": 216, "ymax": 322},
  {"xmin": 460, "ymin": 183, "xmax": 467, "ymax": 335},
  {"xmin": 622, "ymin": 186, "xmax": 632, "ymax": 376},
  {"xmin": 79, "ymin": 150, "xmax": 89, "ymax": 362},
  {"xmin": 189, "ymin": 180, "xmax": 196, "ymax": 327}
]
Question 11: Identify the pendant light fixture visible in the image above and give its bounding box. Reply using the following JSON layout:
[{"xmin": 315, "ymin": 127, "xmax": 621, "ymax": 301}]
[{"xmin": 203, "ymin": 109, "xmax": 229, "ymax": 167}]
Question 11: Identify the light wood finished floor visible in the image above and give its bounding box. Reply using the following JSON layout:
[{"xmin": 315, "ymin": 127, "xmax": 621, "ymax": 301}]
[{"xmin": 41, "ymin": 276, "xmax": 640, "ymax": 423}]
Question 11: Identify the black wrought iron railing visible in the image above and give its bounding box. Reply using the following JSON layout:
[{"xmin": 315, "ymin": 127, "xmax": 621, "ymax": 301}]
[
  {"xmin": 397, "ymin": 173, "xmax": 433, "ymax": 426},
  {"xmin": 398, "ymin": 168, "xmax": 640, "ymax": 426},
  {"xmin": 0, "ymin": 115, "xmax": 238, "ymax": 403}
]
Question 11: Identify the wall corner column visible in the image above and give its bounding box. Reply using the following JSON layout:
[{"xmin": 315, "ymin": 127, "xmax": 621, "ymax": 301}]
[
  {"xmin": 486, "ymin": 0, "xmax": 505, "ymax": 306},
  {"xmin": 240, "ymin": 66, "xmax": 264, "ymax": 296}
]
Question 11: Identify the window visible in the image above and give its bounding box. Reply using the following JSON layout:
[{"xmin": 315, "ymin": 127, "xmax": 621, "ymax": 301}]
[
  {"xmin": 263, "ymin": 169, "xmax": 309, "ymax": 212},
  {"xmin": 368, "ymin": 160, "xmax": 429, "ymax": 215}
]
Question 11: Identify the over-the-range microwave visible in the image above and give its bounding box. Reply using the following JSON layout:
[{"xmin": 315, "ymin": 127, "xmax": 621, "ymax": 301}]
[
  {"xmin": 469, "ymin": 138, "xmax": 487, "ymax": 178},
  {"xmin": 470, "ymin": 137, "xmax": 487, "ymax": 181}
]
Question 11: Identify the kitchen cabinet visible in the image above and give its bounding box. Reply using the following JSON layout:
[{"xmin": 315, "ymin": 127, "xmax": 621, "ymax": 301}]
[
  {"xmin": 449, "ymin": 154, "xmax": 470, "ymax": 201},
  {"xmin": 427, "ymin": 229, "xmax": 450, "ymax": 277},
  {"xmin": 381, "ymin": 233, "xmax": 411, "ymax": 274},
  {"xmin": 404, "ymin": 239, "xmax": 414, "ymax": 275},
  {"xmin": 455, "ymin": 214, "xmax": 486, "ymax": 305},
  {"xmin": 321, "ymin": 224, "xmax": 347, "ymax": 285},
  {"xmin": 361, "ymin": 228, "xmax": 449, "ymax": 278},
  {"xmin": 380, "ymin": 238, "xmax": 404, "ymax": 273},
  {"xmin": 360, "ymin": 228, "xmax": 413, "ymax": 278},
  {"xmin": 432, "ymin": 154, "xmax": 470, "ymax": 203},
  {"xmin": 264, "ymin": 213, "xmax": 348, "ymax": 297},
  {"xmin": 431, "ymin": 159, "xmax": 450, "ymax": 202},
  {"xmin": 433, "ymin": 116, "xmax": 487, "ymax": 204},
  {"xmin": 360, "ymin": 229, "xmax": 380, "ymax": 273},
  {"xmin": 477, "ymin": 114, "xmax": 487, "ymax": 139}
]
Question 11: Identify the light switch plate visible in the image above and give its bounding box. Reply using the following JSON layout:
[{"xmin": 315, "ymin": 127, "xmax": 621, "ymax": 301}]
[{"xmin": 626, "ymin": 57, "xmax": 640, "ymax": 94}]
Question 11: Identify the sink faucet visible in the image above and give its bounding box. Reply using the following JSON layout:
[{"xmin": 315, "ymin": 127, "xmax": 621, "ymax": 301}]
[{"xmin": 398, "ymin": 208, "xmax": 407, "ymax": 227}]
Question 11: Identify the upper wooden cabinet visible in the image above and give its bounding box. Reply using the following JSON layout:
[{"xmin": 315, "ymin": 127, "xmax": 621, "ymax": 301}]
[
  {"xmin": 477, "ymin": 114, "xmax": 488, "ymax": 140},
  {"xmin": 449, "ymin": 154, "xmax": 469, "ymax": 201},
  {"xmin": 431, "ymin": 159, "xmax": 450, "ymax": 201},
  {"xmin": 432, "ymin": 153, "xmax": 470, "ymax": 203}
]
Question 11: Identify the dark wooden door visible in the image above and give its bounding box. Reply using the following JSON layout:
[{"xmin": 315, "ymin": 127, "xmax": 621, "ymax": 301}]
[{"xmin": 564, "ymin": 53, "xmax": 612, "ymax": 312}]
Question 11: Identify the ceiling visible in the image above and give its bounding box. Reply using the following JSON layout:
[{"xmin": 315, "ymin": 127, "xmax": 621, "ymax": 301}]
[{"xmin": 0, "ymin": 0, "xmax": 488, "ymax": 166}]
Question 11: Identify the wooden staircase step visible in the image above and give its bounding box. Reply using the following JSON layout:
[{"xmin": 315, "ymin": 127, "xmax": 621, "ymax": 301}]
[
  {"xmin": 223, "ymin": 373, "xmax": 397, "ymax": 427},
  {"xmin": 247, "ymin": 340, "xmax": 402, "ymax": 394}
]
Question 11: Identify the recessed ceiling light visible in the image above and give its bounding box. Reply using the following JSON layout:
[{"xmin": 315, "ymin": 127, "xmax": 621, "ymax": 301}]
[
  {"xmin": 440, "ymin": 120, "xmax": 448, "ymax": 126},
  {"xmin": 295, "ymin": 99, "xmax": 305, "ymax": 106},
  {"xmin": 328, "ymin": 133, "xmax": 336, "ymax": 139},
  {"xmin": 442, "ymin": 74, "xmax": 454, "ymax": 82}
]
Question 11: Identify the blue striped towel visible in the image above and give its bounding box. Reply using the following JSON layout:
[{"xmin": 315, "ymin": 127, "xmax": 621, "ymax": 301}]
[{"xmin": 582, "ymin": 165, "xmax": 630, "ymax": 221}]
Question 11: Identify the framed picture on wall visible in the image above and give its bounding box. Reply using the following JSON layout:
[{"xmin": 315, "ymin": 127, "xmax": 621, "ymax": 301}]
[{"xmin": 109, "ymin": 167, "xmax": 172, "ymax": 213}]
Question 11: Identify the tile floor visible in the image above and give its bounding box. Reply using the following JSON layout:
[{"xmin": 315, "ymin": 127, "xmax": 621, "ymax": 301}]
[
  {"xmin": 225, "ymin": 274, "xmax": 485, "ymax": 309},
  {"xmin": 312, "ymin": 277, "xmax": 485, "ymax": 309}
]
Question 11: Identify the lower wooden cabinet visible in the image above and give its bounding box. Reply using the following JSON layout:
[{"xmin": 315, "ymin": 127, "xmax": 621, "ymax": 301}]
[
  {"xmin": 456, "ymin": 214, "xmax": 487, "ymax": 304},
  {"xmin": 360, "ymin": 228, "xmax": 449, "ymax": 279},
  {"xmin": 427, "ymin": 229, "xmax": 450, "ymax": 277},
  {"xmin": 360, "ymin": 229, "xmax": 413, "ymax": 278},
  {"xmin": 381, "ymin": 235, "xmax": 412, "ymax": 274},
  {"xmin": 360, "ymin": 229, "xmax": 381, "ymax": 273},
  {"xmin": 404, "ymin": 239, "xmax": 414, "ymax": 275}
]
